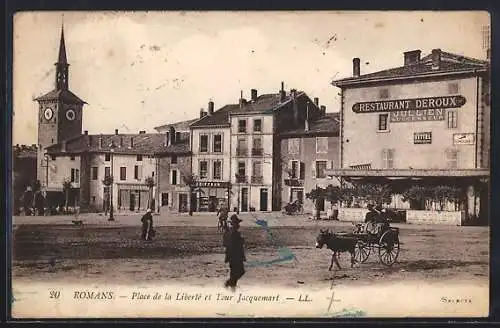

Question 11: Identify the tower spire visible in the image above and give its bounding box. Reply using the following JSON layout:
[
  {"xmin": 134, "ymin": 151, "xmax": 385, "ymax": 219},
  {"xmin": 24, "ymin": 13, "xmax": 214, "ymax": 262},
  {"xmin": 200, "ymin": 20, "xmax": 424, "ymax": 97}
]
[
  {"xmin": 54, "ymin": 20, "xmax": 69, "ymax": 90},
  {"xmin": 57, "ymin": 21, "xmax": 68, "ymax": 64}
]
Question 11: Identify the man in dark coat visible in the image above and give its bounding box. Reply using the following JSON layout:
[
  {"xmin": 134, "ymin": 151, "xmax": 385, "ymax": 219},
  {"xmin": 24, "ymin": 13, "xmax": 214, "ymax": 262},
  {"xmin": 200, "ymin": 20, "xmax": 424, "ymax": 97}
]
[
  {"xmin": 364, "ymin": 204, "xmax": 379, "ymax": 223},
  {"xmin": 223, "ymin": 214, "xmax": 246, "ymax": 290},
  {"xmin": 141, "ymin": 209, "xmax": 154, "ymax": 241}
]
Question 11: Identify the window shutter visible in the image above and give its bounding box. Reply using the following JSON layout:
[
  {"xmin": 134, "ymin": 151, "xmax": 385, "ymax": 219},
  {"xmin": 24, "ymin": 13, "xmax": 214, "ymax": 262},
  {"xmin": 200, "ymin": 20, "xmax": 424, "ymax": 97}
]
[
  {"xmin": 299, "ymin": 162, "xmax": 305, "ymax": 180},
  {"xmin": 312, "ymin": 162, "xmax": 316, "ymax": 178}
]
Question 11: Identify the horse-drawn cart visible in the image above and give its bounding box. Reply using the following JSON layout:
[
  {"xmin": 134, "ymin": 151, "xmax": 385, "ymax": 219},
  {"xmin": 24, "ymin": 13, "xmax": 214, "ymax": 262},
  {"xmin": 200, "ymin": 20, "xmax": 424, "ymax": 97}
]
[{"xmin": 337, "ymin": 224, "xmax": 401, "ymax": 266}]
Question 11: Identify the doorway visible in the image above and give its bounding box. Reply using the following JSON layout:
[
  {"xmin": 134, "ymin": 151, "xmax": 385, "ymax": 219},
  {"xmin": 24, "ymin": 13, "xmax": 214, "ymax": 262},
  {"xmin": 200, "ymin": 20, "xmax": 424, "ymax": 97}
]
[
  {"xmin": 179, "ymin": 193, "xmax": 188, "ymax": 213},
  {"xmin": 260, "ymin": 188, "xmax": 268, "ymax": 211},
  {"xmin": 241, "ymin": 188, "xmax": 249, "ymax": 212},
  {"xmin": 129, "ymin": 193, "xmax": 136, "ymax": 211}
]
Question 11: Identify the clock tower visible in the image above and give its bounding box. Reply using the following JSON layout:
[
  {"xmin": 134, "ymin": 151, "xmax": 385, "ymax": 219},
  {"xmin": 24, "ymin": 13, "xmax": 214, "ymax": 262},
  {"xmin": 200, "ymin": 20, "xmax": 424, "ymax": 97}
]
[{"xmin": 35, "ymin": 24, "xmax": 86, "ymax": 189}]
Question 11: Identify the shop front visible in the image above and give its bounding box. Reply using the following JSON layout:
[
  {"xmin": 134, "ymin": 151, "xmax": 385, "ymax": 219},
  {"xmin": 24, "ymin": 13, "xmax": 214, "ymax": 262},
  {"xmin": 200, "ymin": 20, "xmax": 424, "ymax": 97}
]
[
  {"xmin": 192, "ymin": 180, "xmax": 231, "ymax": 212},
  {"xmin": 116, "ymin": 183, "xmax": 152, "ymax": 212}
]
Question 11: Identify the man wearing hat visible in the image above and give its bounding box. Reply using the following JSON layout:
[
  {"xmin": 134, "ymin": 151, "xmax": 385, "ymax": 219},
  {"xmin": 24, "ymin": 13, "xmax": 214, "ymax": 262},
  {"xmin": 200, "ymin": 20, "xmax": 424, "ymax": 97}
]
[
  {"xmin": 141, "ymin": 208, "xmax": 155, "ymax": 241},
  {"xmin": 364, "ymin": 204, "xmax": 379, "ymax": 223},
  {"xmin": 223, "ymin": 214, "xmax": 246, "ymax": 290}
]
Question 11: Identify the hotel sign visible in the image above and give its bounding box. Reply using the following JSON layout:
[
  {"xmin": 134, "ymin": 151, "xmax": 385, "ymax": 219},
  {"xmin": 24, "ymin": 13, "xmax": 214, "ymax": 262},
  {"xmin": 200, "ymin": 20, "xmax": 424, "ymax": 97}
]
[
  {"xmin": 414, "ymin": 132, "xmax": 432, "ymax": 144},
  {"xmin": 194, "ymin": 181, "xmax": 230, "ymax": 188}
]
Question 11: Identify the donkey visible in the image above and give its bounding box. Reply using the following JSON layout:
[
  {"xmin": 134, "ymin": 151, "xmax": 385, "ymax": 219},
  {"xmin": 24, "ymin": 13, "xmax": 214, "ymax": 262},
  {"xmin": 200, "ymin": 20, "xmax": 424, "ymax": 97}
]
[{"xmin": 315, "ymin": 229, "xmax": 357, "ymax": 270}]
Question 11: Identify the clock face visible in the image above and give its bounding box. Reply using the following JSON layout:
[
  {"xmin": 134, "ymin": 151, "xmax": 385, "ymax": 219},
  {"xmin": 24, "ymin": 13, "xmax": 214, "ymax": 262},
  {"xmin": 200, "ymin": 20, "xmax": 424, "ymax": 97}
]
[
  {"xmin": 43, "ymin": 108, "xmax": 53, "ymax": 121},
  {"xmin": 66, "ymin": 109, "xmax": 76, "ymax": 121}
]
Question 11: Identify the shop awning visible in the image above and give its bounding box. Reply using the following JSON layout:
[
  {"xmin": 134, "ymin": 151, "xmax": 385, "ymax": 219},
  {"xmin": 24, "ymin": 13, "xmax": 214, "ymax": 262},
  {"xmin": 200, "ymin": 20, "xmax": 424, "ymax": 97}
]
[{"xmin": 326, "ymin": 168, "xmax": 490, "ymax": 178}]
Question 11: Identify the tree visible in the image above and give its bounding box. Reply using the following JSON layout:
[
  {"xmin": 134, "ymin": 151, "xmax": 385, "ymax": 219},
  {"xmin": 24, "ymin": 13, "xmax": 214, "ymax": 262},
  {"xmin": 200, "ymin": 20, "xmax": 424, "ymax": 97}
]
[
  {"xmin": 306, "ymin": 186, "xmax": 326, "ymax": 220},
  {"xmin": 62, "ymin": 179, "xmax": 72, "ymax": 213},
  {"xmin": 182, "ymin": 173, "xmax": 197, "ymax": 216},
  {"xmin": 144, "ymin": 176, "xmax": 155, "ymax": 211},
  {"xmin": 433, "ymin": 185, "xmax": 461, "ymax": 211},
  {"xmin": 352, "ymin": 182, "xmax": 393, "ymax": 207}
]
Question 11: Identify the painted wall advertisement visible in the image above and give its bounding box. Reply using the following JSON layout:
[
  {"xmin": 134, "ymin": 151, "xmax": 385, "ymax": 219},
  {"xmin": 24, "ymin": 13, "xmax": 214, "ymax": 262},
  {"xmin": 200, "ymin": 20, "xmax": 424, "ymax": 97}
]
[
  {"xmin": 453, "ymin": 133, "xmax": 475, "ymax": 145},
  {"xmin": 352, "ymin": 95, "xmax": 466, "ymax": 123}
]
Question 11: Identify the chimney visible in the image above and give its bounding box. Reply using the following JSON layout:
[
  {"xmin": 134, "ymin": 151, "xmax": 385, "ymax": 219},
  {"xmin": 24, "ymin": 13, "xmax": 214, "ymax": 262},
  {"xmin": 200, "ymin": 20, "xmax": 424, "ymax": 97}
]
[
  {"xmin": 208, "ymin": 101, "xmax": 214, "ymax": 115},
  {"xmin": 239, "ymin": 90, "xmax": 246, "ymax": 108},
  {"xmin": 290, "ymin": 89, "xmax": 297, "ymax": 98},
  {"xmin": 404, "ymin": 50, "xmax": 421, "ymax": 66},
  {"xmin": 84, "ymin": 130, "xmax": 88, "ymax": 135},
  {"xmin": 353, "ymin": 58, "xmax": 360, "ymax": 77},
  {"xmin": 169, "ymin": 126, "xmax": 176, "ymax": 145},
  {"xmin": 130, "ymin": 136, "xmax": 134, "ymax": 148},
  {"xmin": 251, "ymin": 89, "xmax": 258, "ymax": 101},
  {"xmin": 99, "ymin": 135, "xmax": 103, "ymax": 149},
  {"xmin": 200, "ymin": 108, "xmax": 206, "ymax": 118},
  {"xmin": 115, "ymin": 129, "xmax": 118, "ymax": 135},
  {"xmin": 321, "ymin": 105, "xmax": 326, "ymax": 116},
  {"xmin": 139, "ymin": 130, "xmax": 146, "ymax": 134},
  {"xmin": 314, "ymin": 97, "xmax": 319, "ymax": 107},
  {"xmin": 432, "ymin": 49, "xmax": 441, "ymax": 70},
  {"xmin": 305, "ymin": 103, "xmax": 310, "ymax": 132},
  {"xmin": 280, "ymin": 82, "xmax": 286, "ymax": 102}
]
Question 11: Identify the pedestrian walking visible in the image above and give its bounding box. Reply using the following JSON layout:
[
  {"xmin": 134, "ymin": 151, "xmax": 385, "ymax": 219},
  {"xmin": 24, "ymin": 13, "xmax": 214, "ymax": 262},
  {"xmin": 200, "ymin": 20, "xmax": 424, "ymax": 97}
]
[
  {"xmin": 223, "ymin": 214, "xmax": 246, "ymax": 291},
  {"xmin": 141, "ymin": 209, "xmax": 155, "ymax": 241},
  {"xmin": 217, "ymin": 204, "xmax": 229, "ymax": 232}
]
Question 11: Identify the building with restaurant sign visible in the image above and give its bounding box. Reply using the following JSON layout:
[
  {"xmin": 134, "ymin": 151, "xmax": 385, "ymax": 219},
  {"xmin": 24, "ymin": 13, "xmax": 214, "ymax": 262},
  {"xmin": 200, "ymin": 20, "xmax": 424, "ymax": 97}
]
[{"xmin": 328, "ymin": 49, "xmax": 490, "ymax": 224}]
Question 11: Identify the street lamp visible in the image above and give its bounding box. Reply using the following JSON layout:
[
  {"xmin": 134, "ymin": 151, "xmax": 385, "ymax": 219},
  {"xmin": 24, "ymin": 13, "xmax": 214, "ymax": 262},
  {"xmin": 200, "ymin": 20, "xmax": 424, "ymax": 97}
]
[{"xmin": 109, "ymin": 145, "xmax": 116, "ymax": 221}]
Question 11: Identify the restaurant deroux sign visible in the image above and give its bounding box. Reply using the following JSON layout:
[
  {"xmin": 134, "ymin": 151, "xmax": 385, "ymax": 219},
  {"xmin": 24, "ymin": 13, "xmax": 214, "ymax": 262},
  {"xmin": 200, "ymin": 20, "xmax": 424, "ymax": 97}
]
[{"xmin": 352, "ymin": 95, "xmax": 466, "ymax": 122}]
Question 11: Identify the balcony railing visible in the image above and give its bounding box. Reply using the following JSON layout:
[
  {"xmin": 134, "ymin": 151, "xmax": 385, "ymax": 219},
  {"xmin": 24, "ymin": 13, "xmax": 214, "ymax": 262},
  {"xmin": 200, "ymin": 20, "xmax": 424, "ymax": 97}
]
[
  {"xmin": 236, "ymin": 175, "xmax": 248, "ymax": 183},
  {"xmin": 251, "ymin": 176, "xmax": 263, "ymax": 184},
  {"xmin": 284, "ymin": 178, "xmax": 303, "ymax": 187},
  {"xmin": 236, "ymin": 147, "xmax": 248, "ymax": 157},
  {"xmin": 251, "ymin": 148, "xmax": 263, "ymax": 156}
]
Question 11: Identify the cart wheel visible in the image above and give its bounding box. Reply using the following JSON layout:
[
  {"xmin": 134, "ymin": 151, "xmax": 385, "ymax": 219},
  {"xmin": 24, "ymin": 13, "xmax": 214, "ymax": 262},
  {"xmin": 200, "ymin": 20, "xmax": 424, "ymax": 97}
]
[
  {"xmin": 354, "ymin": 240, "xmax": 371, "ymax": 264},
  {"xmin": 378, "ymin": 230, "xmax": 400, "ymax": 266}
]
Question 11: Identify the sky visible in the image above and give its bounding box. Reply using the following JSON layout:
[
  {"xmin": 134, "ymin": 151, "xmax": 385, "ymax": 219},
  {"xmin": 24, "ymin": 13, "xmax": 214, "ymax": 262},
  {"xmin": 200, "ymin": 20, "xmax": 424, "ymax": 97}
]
[{"xmin": 12, "ymin": 11, "xmax": 489, "ymax": 145}]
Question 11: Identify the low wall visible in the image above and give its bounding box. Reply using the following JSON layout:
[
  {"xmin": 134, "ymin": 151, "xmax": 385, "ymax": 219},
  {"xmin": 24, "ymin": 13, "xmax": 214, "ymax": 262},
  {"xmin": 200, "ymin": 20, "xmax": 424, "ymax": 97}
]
[
  {"xmin": 406, "ymin": 210, "xmax": 464, "ymax": 226},
  {"xmin": 339, "ymin": 208, "xmax": 368, "ymax": 223}
]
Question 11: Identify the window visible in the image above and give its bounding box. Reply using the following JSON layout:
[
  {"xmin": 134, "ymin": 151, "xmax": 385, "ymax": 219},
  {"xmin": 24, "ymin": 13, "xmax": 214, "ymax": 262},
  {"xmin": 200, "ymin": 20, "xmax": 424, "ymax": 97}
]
[
  {"xmin": 237, "ymin": 161, "xmax": 246, "ymax": 181},
  {"xmin": 382, "ymin": 148, "xmax": 395, "ymax": 169},
  {"xmin": 137, "ymin": 154, "xmax": 143, "ymax": 161},
  {"xmin": 253, "ymin": 119, "xmax": 262, "ymax": 132},
  {"xmin": 75, "ymin": 169, "xmax": 79, "ymax": 183},
  {"xmin": 238, "ymin": 119, "xmax": 247, "ymax": 133},
  {"xmin": 315, "ymin": 161, "xmax": 327, "ymax": 179},
  {"xmin": 252, "ymin": 137, "xmax": 262, "ymax": 155},
  {"xmin": 252, "ymin": 161, "xmax": 262, "ymax": 177},
  {"xmin": 105, "ymin": 154, "xmax": 111, "ymax": 161},
  {"xmin": 104, "ymin": 166, "xmax": 111, "ymax": 178},
  {"xmin": 448, "ymin": 82, "xmax": 459, "ymax": 94},
  {"xmin": 161, "ymin": 193, "xmax": 169, "ymax": 206},
  {"xmin": 213, "ymin": 134, "xmax": 222, "ymax": 153},
  {"xmin": 446, "ymin": 149, "xmax": 459, "ymax": 169},
  {"xmin": 199, "ymin": 160, "xmax": 208, "ymax": 179},
  {"xmin": 213, "ymin": 160, "xmax": 222, "ymax": 180},
  {"xmin": 51, "ymin": 155, "xmax": 56, "ymax": 160},
  {"xmin": 447, "ymin": 111, "xmax": 458, "ymax": 129},
  {"xmin": 92, "ymin": 196, "xmax": 96, "ymax": 203},
  {"xmin": 379, "ymin": 88, "xmax": 389, "ymax": 99},
  {"xmin": 288, "ymin": 138, "xmax": 300, "ymax": 155},
  {"xmin": 120, "ymin": 167, "xmax": 126, "ymax": 180},
  {"xmin": 290, "ymin": 160, "xmax": 304, "ymax": 179},
  {"xmin": 200, "ymin": 135, "xmax": 208, "ymax": 152},
  {"xmin": 92, "ymin": 167, "xmax": 98, "ymax": 180},
  {"xmin": 71, "ymin": 168, "xmax": 75, "ymax": 182},
  {"xmin": 378, "ymin": 114, "xmax": 389, "ymax": 131},
  {"xmin": 171, "ymin": 155, "xmax": 178, "ymax": 164},
  {"xmin": 134, "ymin": 165, "xmax": 139, "ymax": 179},
  {"xmin": 175, "ymin": 132, "xmax": 181, "ymax": 141},
  {"xmin": 316, "ymin": 137, "xmax": 328, "ymax": 153},
  {"xmin": 237, "ymin": 137, "xmax": 247, "ymax": 156},
  {"xmin": 171, "ymin": 170, "xmax": 178, "ymax": 185},
  {"xmin": 70, "ymin": 156, "xmax": 75, "ymax": 161}
]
